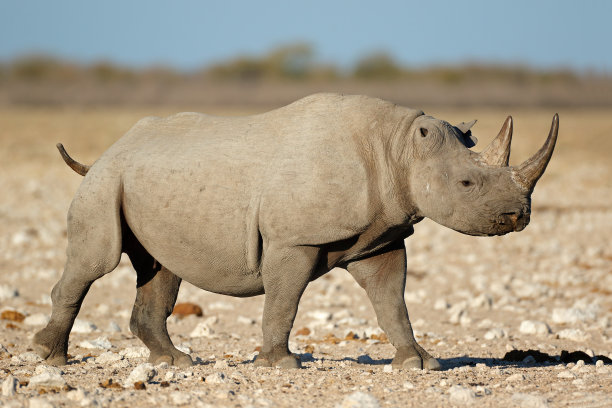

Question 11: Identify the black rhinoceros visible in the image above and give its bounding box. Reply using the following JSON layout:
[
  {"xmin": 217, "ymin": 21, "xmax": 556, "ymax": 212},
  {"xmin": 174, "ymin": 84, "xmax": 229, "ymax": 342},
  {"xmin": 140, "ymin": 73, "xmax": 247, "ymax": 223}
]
[{"xmin": 34, "ymin": 93, "xmax": 558, "ymax": 370}]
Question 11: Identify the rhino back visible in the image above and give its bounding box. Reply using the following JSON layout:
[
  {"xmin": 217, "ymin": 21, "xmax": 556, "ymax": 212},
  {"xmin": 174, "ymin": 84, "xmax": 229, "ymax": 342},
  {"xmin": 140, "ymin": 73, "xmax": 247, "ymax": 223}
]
[{"xmin": 95, "ymin": 94, "xmax": 414, "ymax": 294}]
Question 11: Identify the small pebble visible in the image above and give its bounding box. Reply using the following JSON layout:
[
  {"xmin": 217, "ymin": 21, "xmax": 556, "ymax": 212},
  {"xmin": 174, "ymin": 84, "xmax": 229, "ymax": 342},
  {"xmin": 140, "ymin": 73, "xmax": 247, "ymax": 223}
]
[
  {"xmin": 24, "ymin": 313, "xmax": 50, "ymax": 326},
  {"xmin": 2, "ymin": 375, "xmax": 18, "ymax": 396},
  {"xmin": 29, "ymin": 366, "xmax": 66, "ymax": 388},
  {"xmin": 339, "ymin": 391, "xmax": 380, "ymax": 408},
  {"xmin": 124, "ymin": 363, "xmax": 156, "ymax": 386},
  {"xmin": 511, "ymin": 392, "xmax": 549, "ymax": 408},
  {"xmin": 506, "ymin": 373, "xmax": 526, "ymax": 382},
  {"xmin": 448, "ymin": 385, "xmax": 476, "ymax": 405},
  {"xmin": 71, "ymin": 319, "xmax": 97, "ymax": 334},
  {"xmin": 204, "ymin": 372, "xmax": 226, "ymax": 384},
  {"xmin": 557, "ymin": 370, "xmax": 577, "ymax": 379},
  {"xmin": 28, "ymin": 398, "xmax": 56, "ymax": 408}
]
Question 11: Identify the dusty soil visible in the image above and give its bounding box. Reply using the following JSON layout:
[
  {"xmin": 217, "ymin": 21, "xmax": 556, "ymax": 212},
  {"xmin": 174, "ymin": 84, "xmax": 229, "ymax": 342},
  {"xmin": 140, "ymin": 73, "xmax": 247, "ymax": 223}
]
[{"xmin": 1, "ymin": 106, "xmax": 611, "ymax": 407}]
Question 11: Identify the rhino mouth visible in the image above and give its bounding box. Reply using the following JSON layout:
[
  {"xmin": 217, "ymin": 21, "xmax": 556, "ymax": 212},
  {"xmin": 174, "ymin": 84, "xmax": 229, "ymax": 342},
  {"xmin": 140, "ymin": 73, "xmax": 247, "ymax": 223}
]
[{"xmin": 491, "ymin": 210, "xmax": 530, "ymax": 234}]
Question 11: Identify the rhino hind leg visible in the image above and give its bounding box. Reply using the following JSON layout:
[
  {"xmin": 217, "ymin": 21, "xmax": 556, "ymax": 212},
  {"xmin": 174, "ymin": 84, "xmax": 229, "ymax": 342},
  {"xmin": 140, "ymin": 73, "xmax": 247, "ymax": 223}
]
[
  {"xmin": 346, "ymin": 241, "xmax": 441, "ymax": 371},
  {"xmin": 33, "ymin": 175, "xmax": 123, "ymax": 365},
  {"xmin": 254, "ymin": 245, "xmax": 319, "ymax": 369},
  {"xmin": 124, "ymin": 228, "xmax": 193, "ymax": 368}
]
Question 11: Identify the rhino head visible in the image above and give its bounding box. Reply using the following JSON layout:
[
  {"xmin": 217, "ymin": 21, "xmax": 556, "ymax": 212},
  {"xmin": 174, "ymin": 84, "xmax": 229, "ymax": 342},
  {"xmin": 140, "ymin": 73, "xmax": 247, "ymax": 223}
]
[{"xmin": 406, "ymin": 114, "xmax": 558, "ymax": 236}]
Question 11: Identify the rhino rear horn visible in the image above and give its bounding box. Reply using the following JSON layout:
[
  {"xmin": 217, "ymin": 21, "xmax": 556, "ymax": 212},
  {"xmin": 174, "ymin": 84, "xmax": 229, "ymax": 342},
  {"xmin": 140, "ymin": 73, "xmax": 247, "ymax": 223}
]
[
  {"xmin": 514, "ymin": 113, "xmax": 559, "ymax": 192},
  {"xmin": 479, "ymin": 116, "xmax": 512, "ymax": 167}
]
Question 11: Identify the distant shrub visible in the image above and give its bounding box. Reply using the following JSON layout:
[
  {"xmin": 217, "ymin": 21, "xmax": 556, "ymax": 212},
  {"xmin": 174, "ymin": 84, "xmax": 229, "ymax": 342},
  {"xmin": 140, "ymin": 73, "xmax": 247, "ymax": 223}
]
[{"xmin": 353, "ymin": 52, "xmax": 403, "ymax": 80}]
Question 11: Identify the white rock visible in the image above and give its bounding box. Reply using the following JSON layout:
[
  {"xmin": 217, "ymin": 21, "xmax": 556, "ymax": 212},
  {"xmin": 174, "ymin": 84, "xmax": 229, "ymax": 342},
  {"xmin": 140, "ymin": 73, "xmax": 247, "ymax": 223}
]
[
  {"xmin": 2, "ymin": 375, "xmax": 18, "ymax": 396},
  {"xmin": 24, "ymin": 313, "xmax": 50, "ymax": 326},
  {"xmin": 78, "ymin": 336, "xmax": 112, "ymax": 350},
  {"xmin": 511, "ymin": 392, "xmax": 549, "ymax": 408},
  {"xmin": 11, "ymin": 352, "xmax": 43, "ymax": 363},
  {"xmin": 477, "ymin": 319, "xmax": 493, "ymax": 329},
  {"xmin": 11, "ymin": 230, "xmax": 35, "ymax": 246},
  {"xmin": 165, "ymin": 371, "xmax": 175, "ymax": 381},
  {"xmin": 364, "ymin": 327, "xmax": 384, "ymax": 338},
  {"xmin": 469, "ymin": 293, "xmax": 493, "ymax": 309},
  {"xmin": 28, "ymin": 398, "xmax": 56, "ymax": 408},
  {"xmin": 557, "ymin": 328, "xmax": 589, "ymax": 342},
  {"xmin": 434, "ymin": 299, "xmax": 449, "ymax": 310},
  {"xmin": 338, "ymin": 391, "xmax": 380, "ymax": 408},
  {"xmin": 214, "ymin": 359, "xmax": 229, "ymax": 369},
  {"xmin": 208, "ymin": 301, "xmax": 234, "ymax": 310},
  {"xmin": 557, "ymin": 370, "xmax": 577, "ymax": 379},
  {"xmin": 124, "ymin": 363, "xmax": 156, "ymax": 386},
  {"xmin": 66, "ymin": 387, "xmax": 89, "ymax": 402},
  {"xmin": 403, "ymin": 381, "xmax": 415, "ymax": 390},
  {"xmin": 552, "ymin": 308, "xmax": 596, "ymax": 324},
  {"xmin": 506, "ymin": 373, "xmax": 526, "ymax": 382},
  {"xmin": 484, "ymin": 328, "xmax": 507, "ymax": 340},
  {"xmin": 203, "ymin": 315, "xmax": 219, "ymax": 325},
  {"xmin": 204, "ymin": 372, "xmax": 226, "ymax": 384},
  {"xmin": 120, "ymin": 347, "xmax": 149, "ymax": 359},
  {"xmin": 338, "ymin": 316, "xmax": 367, "ymax": 326},
  {"xmin": 383, "ymin": 364, "xmax": 393, "ymax": 373},
  {"xmin": 170, "ymin": 392, "xmax": 192, "ymax": 405},
  {"xmin": 307, "ymin": 310, "xmax": 333, "ymax": 322},
  {"xmin": 571, "ymin": 360, "xmax": 586, "ymax": 371},
  {"xmin": 96, "ymin": 351, "xmax": 123, "ymax": 364},
  {"xmin": 595, "ymin": 359, "xmax": 604, "ymax": 367},
  {"xmin": 237, "ymin": 315, "xmax": 255, "ymax": 325},
  {"xmin": 39, "ymin": 294, "xmax": 52, "ymax": 305},
  {"xmin": 29, "ymin": 366, "xmax": 66, "ymax": 388},
  {"xmin": 95, "ymin": 304, "xmax": 110, "ymax": 315},
  {"xmin": 107, "ymin": 321, "xmax": 121, "ymax": 332},
  {"xmin": 519, "ymin": 320, "xmax": 551, "ymax": 335},
  {"xmin": 448, "ymin": 385, "xmax": 476, "ymax": 405},
  {"xmin": 190, "ymin": 322, "xmax": 215, "ymax": 338},
  {"xmin": 71, "ymin": 319, "xmax": 97, "ymax": 334},
  {"xmin": 476, "ymin": 385, "xmax": 491, "ymax": 395}
]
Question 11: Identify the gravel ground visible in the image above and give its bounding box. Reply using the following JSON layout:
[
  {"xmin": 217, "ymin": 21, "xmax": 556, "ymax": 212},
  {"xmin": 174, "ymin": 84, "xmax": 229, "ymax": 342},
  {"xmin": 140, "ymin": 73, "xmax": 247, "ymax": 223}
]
[{"xmin": 1, "ymin": 108, "xmax": 611, "ymax": 407}]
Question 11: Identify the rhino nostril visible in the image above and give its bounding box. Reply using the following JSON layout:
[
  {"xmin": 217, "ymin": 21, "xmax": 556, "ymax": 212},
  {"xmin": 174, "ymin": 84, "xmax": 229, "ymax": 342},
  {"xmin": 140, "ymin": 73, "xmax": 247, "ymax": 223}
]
[{"xmin": 498, "ymin": 211, "xmax": 521, "ymax": 228}]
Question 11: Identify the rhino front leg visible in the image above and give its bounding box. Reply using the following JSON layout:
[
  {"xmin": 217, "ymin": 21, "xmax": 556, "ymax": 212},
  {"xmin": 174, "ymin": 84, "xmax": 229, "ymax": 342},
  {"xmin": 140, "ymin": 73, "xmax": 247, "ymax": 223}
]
[
  {"xmin": 254, "ymin": 245, "xmax": 319, "ymax": 369},
  {"xmin": 124, "ymin": 232, "xmax": 193, "ymax": 368},
  {"xmin": 346, "ymin": 240, "xmax": 441, "ymax": 370}
]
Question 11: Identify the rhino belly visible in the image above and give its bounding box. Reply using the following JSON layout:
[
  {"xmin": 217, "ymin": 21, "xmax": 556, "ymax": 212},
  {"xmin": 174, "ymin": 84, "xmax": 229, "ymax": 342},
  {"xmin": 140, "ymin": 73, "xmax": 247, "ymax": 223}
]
[{"xmin": 121, "ymin": 165, "xmax": 264, "ymax": 297}]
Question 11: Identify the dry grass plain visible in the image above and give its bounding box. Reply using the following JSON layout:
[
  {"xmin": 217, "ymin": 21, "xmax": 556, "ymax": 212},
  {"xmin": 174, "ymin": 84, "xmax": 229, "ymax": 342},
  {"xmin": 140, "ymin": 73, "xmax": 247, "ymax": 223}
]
[{"xmin": 1, "ymin": 103, "xmax": 611, "ymax": 407}]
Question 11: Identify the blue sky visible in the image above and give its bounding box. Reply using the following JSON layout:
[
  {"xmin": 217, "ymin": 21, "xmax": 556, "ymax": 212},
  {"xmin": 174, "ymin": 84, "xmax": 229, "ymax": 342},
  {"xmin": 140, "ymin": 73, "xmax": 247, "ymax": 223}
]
[{"xmin": 1, "ymin": 0, "xmax": 610, "ymax": 72}]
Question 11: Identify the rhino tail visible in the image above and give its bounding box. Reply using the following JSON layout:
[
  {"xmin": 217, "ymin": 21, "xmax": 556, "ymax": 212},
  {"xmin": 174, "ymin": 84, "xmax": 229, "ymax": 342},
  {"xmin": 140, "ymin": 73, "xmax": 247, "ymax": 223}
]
[{"xmin": 56, "ymin": 143, "xmax": 90, "ymax": 176}]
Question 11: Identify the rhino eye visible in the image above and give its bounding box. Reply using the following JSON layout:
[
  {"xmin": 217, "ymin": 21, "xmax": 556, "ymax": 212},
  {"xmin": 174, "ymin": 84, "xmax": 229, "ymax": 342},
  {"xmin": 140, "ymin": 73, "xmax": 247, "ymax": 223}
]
[
  {"xmin": 420, "ymin": 128, "xmax": 428, "ymax": 137},
  {"xmin": 460, "ymin": 180, "xmax": 473, "ymax": 187}
]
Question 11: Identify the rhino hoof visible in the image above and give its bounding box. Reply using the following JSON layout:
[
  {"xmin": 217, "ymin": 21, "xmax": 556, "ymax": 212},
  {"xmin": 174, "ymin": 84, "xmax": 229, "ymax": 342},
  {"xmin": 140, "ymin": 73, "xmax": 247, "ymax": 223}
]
[
  {"xmin": 401, "ymin": 356, "xmax": 422, "ymax": 370},
  {"xmin": 424, "ymin": 357, "xmax": 442, "ymax": 371},
  {"xmin": 149, "ymin": 352, "xmax": 193, "ymax": 368},
  {"xmin": 254, "ymin": 353, "xmax": 301, "ymax": 369},
  {"xmin": 32, "ymin": 335, "xmax": 67, "ymax": 366},
  {"xmin": 277, "ymin": 355, "xmax": 301, "ymax": 369}
]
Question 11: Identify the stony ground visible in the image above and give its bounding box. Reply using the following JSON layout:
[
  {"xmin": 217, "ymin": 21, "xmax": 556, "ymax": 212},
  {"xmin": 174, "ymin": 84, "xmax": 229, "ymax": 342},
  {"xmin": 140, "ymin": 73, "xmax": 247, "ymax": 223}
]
[{"xmin": 1, "ymin": 107, "xmax": 611, "ymax": 407}]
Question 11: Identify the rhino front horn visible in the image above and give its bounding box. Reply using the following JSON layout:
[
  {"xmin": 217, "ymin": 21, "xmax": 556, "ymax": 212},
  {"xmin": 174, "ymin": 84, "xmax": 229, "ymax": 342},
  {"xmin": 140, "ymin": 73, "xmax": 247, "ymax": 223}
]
[
  {"xmin": 479, "ymin": 116, "xmax": 513, "ymax": 167},
  {"xmin": 515, "ymin": 113, "xmax": 559, "ymax": 192}
]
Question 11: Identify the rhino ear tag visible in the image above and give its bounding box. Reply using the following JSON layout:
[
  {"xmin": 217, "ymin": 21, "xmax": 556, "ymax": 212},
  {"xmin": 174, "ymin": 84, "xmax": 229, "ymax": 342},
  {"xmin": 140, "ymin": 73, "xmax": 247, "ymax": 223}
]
[
  {"xmin": 456, "ymin": 119, "xmax": 477, "ymax": 134},
  {"xmin": 455, "ymin": 119, "xmax": 478, "ymax": 147}
]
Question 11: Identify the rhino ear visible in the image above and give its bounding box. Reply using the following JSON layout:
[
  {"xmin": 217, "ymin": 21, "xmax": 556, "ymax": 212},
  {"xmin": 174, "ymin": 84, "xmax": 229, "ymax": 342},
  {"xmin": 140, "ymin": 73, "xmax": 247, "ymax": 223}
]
[{"xmin": 455, "ymin": 119, "xmax": 478, "ymax": 147}]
